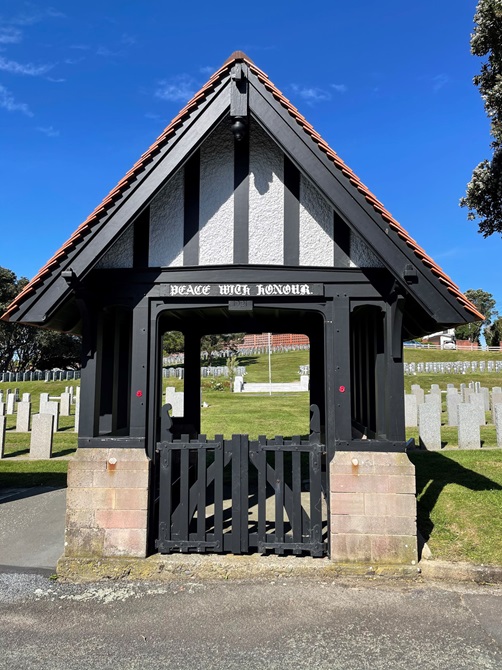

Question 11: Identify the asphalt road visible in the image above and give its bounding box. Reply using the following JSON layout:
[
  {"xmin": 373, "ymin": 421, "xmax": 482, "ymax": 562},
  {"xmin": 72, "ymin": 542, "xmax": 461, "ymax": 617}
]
[{"xmin": 0, "ymin": 574, "xmax": 501, "ymax": 670}]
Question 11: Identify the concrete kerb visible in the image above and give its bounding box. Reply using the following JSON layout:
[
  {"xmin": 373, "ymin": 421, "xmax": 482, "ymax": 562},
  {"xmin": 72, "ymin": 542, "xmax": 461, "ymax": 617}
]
[{"xmin": 55, "ymin": 554, "xmax": 502, "ymax": 585}]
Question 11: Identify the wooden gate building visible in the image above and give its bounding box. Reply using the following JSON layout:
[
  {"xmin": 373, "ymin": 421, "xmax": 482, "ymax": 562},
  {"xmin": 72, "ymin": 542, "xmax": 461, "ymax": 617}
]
[{"xmin": 2, "ymin": 52, "xmax": 481, "ymax": 567}]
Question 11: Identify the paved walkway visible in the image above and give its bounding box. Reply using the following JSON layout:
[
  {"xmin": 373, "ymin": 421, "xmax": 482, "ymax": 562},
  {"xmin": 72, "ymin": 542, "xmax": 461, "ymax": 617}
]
[{"xmin": 0, "ymin": 487, "xmax": 66, "ymax": 574}]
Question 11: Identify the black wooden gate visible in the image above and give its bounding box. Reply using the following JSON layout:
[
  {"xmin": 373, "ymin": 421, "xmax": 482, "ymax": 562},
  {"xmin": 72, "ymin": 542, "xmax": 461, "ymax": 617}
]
[{"xmin": 155, "ymin": 405, "xmax": 327, "ymax": 557}]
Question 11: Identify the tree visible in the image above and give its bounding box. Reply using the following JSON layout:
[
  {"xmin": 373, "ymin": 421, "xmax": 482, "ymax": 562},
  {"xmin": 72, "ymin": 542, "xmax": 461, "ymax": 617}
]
[
  {"xmin": 454, "ymin": 288, "xmax": 498, "ymax": 343},
  {"xmin": 162, "ymin": 331, "xmax": 184, "ymax": 356},
  {"xmin": 485, "ymin": 316, "xmax": 502, "ymax": 345},
  {"xmin": 200, "ymin": 333, "xmax": 244, "ymax": 366},
  {"xmin": 0, "ymin": 265, "xmax": 81, "ymax": 370},
  {"xmin": 461, "ymin": 0, "xmax": 502, "ymax": 235}
]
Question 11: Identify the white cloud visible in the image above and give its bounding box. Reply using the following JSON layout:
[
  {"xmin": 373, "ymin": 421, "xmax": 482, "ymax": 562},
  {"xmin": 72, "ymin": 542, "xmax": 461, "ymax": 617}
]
[
  {"xmin": 0, "ymin": 56, "xmax": 52, "ymax": 76},
  {"xmin": 331, "ymin": 83, "xmax": 347, "ymax": 94},
  {"xmin": 47, "ymin": 76, "xmax": 65, "ymax": 83},
  {"xmin": 291, "ymin": 84, "xmax": 331, "ymax": 104},
  {"xmin": 121, "ymin": 33, "xmax": 136, "ymax": 46},
  {"xmin": 432, "ymin": 73, "xmax": 449, "ymax": 91},
  {"xmin": 0, "ymin": 84, "xmax": 33, "ymax": 116},
  {"xmin": 155, "ymin": 75, "xmax": 198, "ymax": 103},
  {"xmin": 36, "ymin": 125, "xmax": 59, "ymax": 137},
  {"xmin": 0, "ymin": 26, "xmax": 22, "ymax": 44},
  {"xmin": 8, "ymin": 7, "xmax": 66, "ymax": 26}
]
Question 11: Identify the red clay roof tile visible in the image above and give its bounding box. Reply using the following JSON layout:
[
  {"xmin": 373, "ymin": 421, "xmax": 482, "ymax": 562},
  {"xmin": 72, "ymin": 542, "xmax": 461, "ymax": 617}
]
[{"xmin": 1, "ymin": 52, "xmax": 483, "ymax": 323}]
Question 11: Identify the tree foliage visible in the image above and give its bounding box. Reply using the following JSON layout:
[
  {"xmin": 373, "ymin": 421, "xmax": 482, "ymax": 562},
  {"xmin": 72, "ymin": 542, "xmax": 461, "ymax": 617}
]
[
  {"xmin": 0, "ymin": 266, "xmax": 81, "ymax": 371},
  {"xmin": 454, "ymin": 288, "xmax": 498, "ymax": 343},
  {"xmin": 461, "ymin": 0, "xmax": 502, "ymax": 235}
]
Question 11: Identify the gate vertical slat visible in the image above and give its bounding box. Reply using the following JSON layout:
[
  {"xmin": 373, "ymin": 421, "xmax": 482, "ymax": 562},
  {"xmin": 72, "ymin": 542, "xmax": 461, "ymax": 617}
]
[
  {"xmin": 214, "ymin": 435, "xmax": 224, "ymax": 551},
  {"xmin": 240, "ymin": 435, "xmax": 249, "ymax": 553},
  {"xmin": 196, "ymin": 438, "xmax": 207, "ymax": 544},
  {"xmin": 231, "ymin": 434, "xmax": 241, "ymax": 555},
  {"xmin": 159, "ymin": 449, "xmax": 172, "ymax": 547},
  {"xmin": 309, "ymin": 449, "xmax": 322, "ymax": 549},
  {"xmin": 274, "ymin": 437, "xmax": 285, "ymax": 549},
  {"xmin": 257, "ymin": 436, "xmax": 267, "ymax": 552},
  {"xmin": 179, "ymin": 447, "xmax": 190, "ymax": 550},
  {"xmin": 292, "ymin": 448, "xmax": 302, "ymax": 547}
]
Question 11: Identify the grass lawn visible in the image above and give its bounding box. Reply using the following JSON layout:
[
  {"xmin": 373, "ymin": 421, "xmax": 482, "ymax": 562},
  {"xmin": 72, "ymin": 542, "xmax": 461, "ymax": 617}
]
[{"xmin": 409, "ymin": 450, "xmax": 502, "ymax": 565}]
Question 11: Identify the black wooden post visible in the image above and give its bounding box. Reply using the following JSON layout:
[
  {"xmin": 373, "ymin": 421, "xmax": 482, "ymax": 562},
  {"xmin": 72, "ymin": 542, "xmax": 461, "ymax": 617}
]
[
  {"xmin": 183, "ymin": 330, "xmax": 201, "ymax": 434},
  {"xmin": 384, "ymin": 298, "xmax": 405, "ymax": 441},
  {"xmin": 77, "ymin": 303, "xmax": 101, "ymax": 438},
  {"xmin": 325, "ymin": 296, "xmax": 352, "ymax": 456},
  {"xmin": 129, "ymin": 297, "xmax": 150, "ymax": 439}
]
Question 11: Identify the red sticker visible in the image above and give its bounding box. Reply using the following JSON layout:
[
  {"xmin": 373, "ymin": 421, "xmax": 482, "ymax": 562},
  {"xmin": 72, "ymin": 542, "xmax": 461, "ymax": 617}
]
[
  {"xmin": 339, "ymin": 385, "xmax": 345, "ymax": 393},
  {"xmin": 136, "ymin": 390, "xmax": 143, "ymax": 398}
]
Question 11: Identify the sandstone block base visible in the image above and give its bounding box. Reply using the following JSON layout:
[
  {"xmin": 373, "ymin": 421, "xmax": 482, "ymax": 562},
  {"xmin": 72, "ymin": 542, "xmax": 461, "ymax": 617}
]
[
  {"xmin": 330, "ymin": 452, "xmax": 417, "ymax": 565},
  {"xmin": 64, "ymin": 448, "xmax": 150, "ymax": 559}
]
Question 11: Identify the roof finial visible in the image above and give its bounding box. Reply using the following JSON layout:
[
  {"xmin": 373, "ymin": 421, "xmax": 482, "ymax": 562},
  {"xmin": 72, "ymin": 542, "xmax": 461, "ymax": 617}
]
[{"xmin": 223, "ymin": 51, "xmax": 254, "ymax": 66}]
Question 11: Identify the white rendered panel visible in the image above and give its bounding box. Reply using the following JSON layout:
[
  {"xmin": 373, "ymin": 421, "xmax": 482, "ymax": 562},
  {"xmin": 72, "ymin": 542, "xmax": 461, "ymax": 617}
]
[
  {"xmin": 349, "ymin": 232, "xmax": 385, "ymax": 268},
  {"xmin": 149, "ymin": 169, "xmax": 184, "ymax": 267},
  {"xmin": 248, "ymin": 121, "xmax": 284, "ymax": 265},
  {"xmin": 95, "ymin": 225, "xmax": 134, "ymax": 269},
  {"xmin": 299, "ymin": 173, "xmax": 334, "ymax": 266},
  {"xmin": 199, "ymin": 119, "xmax": 234, "ymax": 265}
]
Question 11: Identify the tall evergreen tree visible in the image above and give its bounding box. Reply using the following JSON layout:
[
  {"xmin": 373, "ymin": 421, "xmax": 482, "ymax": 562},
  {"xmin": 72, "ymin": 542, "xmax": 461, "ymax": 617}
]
[{"xmin": 461, "ymin": 0, "xmax": 502, "ymax": 235}]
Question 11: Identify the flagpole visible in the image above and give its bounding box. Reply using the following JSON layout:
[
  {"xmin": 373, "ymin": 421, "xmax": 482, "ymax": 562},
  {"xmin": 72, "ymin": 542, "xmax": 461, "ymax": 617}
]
[{"xmin": 268, "ymin": 332, "xmax": 272, "ymax": 396}]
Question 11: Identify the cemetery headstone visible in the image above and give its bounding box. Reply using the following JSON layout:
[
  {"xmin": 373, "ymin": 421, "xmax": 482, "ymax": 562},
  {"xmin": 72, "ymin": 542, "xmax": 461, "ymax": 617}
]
[
  {"xmin": 491, "ymin": 392, "xmax": 502, "ymax": 424},
  {"xmin": 16, "ymin": 401, "xmax": 31, "ymax": 432},
  {"xmin": 404, "ymin": 394, "xmax": 418, "ymax": 428},
  {"xmin": 0, "ymin": 402, "xmax": 5, "ymax": 417},
  {"xmin": 39, "ymin": 400, "xmax": 59, "ymax": 431},
  {"xmin": 29, "ymin": 414, "xmax": 54, "ymax": 459},
  {"xmin": 300, "ymin": 375, "xmax": 309, "ymax": 390},
  {"xmin": 446, "ymin": 392, "xmax": 462, "ymax": 427},
  {"xmin": 495, "ymin": 405, "xmax": 502, "ymax": 449},
  {"xmin": 74, "ymin": 396, "xmax": 80, "ymax": 433},
  {"xmin": 233, "ymin": 376, "xmax": 244, "ymax": 393},
  {"xmin": 60, "ymin": 392, "xmax": 71, "ymax": 416},
  {"xmin": 22, "ymin": 392, "xmax": 31, "ymax": 402},
  {"xmin": 411, "ymin": 385, "xmax": 425, "ymax": 405},
  {"xmin": 458, "ymin": 404, "xmax": 481, "ymax": 449},
  {"xmin": 481, "ymin": 387, "xmax": 490, "ymax": 411},
  {"xmin": 418, "ymin": 402, "xmax": 441, "ymax": 451},
  {"xmin": 39, "ymin": 392, "xmax": 49, "ymax": 404},
  {"xmin": 469, "ymin": 394, "xmax": 486, "ymax": 426},
  {"xmin": 6, "ymin": 393, "xmax": 15, "ymax": 415}
]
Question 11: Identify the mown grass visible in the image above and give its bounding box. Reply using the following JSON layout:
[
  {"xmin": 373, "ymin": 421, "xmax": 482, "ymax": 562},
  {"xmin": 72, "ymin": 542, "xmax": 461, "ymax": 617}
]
[{"xmin": 409, "ymin": 450, "xmax": 502, "ymax": 565}]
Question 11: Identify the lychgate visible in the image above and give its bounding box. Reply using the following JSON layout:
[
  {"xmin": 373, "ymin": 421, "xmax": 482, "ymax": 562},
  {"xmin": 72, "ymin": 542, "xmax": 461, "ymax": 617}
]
[{"xmin": 2, "ymin": 52, "xmax": 481, "ymax": 568}]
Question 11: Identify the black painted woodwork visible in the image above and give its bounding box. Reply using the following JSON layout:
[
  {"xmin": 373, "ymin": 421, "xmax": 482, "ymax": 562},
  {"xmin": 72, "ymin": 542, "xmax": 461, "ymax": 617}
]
[
  {"xmin": 133, "ymin": 207, "xmax": 150, "ymax": 268},
  {"xmin": 183, "ymin": 151, "xmax": 200, "ymax": 266},
  {"xmin": 333, "ymin": 211, "xmax": 351, "ymax": 268},
  {"xmin": 233, "ymin": 130, "xmax": 249, "ymax": 263},
  {"xmin": 283, "ymin": 155, "xmax": 300, "ymax": 265}
]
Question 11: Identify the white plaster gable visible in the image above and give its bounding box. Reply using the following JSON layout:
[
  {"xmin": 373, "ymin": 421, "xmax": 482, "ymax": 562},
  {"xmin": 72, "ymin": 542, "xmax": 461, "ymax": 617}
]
[
  {"xmin": 299, "ymin": 173, "xmax": 334, "ymax": 266},
  {"xmin": 349, "ymin": 232, "xmax": 385, "ymax": 268},
  {"xmin": 95, "ymin": 225, "xmax": 134, "ymax": 269},
  {"xmin": 248, "ymin": 120, "xmax": 284, "ymax": 264},
  {"xmin": 199, "ymin": 119, "xmax": 234, "ymax": 265},
  {"xmin": 149, "ymin": 169, "xmax": 184, "ymax": 267}
]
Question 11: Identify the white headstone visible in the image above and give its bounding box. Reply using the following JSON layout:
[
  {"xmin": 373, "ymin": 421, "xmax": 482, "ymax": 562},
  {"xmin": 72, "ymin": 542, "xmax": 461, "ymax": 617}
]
[
  {"xmin": 481, "ymin": 387, "xmax": 490, "ymax": 411},
  {"xmin": 74, "ymin": 396, "xmax": 80, "ymax": 433},
  {"xmin": 29, "ymin": 414, "xmax": 54, "ymax": 459},
  {"xmin": 300, "ymin": 375, "xmax": 309, "ymax": 391},
  {"xmin": 40, "ymin": 400, "xmax": 59, "ymax": 431},
  {"xmin": 60, "ymin": 392, "xmax": 71, "ymax": 416},
  {"xmin": 22, "ymin": 392, "xmax": 31, "ymax": 402},
  {"xmin": 16, "ymin": 401, "xmax": 31, "ymax": 432},
  {"xmin": 233, "ymin": 375, "xmax": 244, "ymax": 393},
  {"xmin": 411, "ymin": 385, "xmax": 425, "ymax": 405},
  {"xmin": 0, "ymin": 402, "xmax": 5, "ymax": 417},
  {"xmin": 418, "ymin": 402, "xmax": 441, "ymax": 451},
  {"xmin": 495, "ymin": 404, "xmax": 502, "ymax": 449},
  {"xmin": 491, "ymin": 392, "xmax": 502, "ymax": 424},
  {"xmin": 446, "ymin": 392, "xmax": 462, "ymax": 427},
  {"xmin": 469, "ymin": 394, "xmax": 486, "ymax": 426},
  {"xmin": 6, "ymin": 393, "xmax": 15, "ymax": 415},
  {"xmin": 458, "ymin": 404, "xmax": 481, "ymax": 449},
  {"xmin": 405, "ymin": 394, "xmax": 418, "ymax": 427},
  {"xmin": 39, "ymin": 392, "xmax": 49, "ymax": 405}
]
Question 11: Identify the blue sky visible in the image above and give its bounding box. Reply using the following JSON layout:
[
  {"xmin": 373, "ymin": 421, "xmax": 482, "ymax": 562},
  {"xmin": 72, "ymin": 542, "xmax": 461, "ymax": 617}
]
[{"xmin": 0, "ymin": 1, "xmax": 501, "ymax": 313}]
